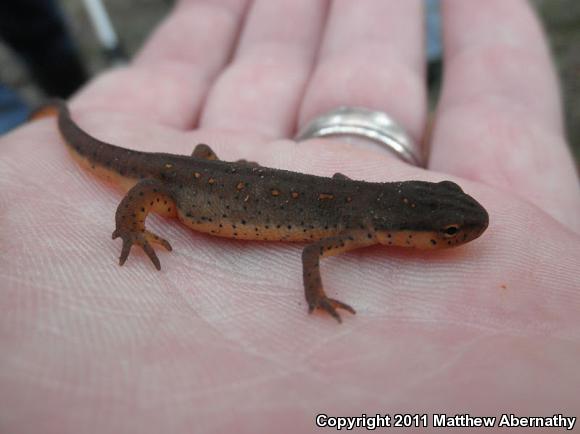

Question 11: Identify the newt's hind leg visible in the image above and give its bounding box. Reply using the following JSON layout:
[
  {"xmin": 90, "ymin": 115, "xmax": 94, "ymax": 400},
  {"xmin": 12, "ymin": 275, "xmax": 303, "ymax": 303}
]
[
  {"xmin": 302, "ymin": 230, "xmax": 377, "ymax": 323},
  {"xmin": 192, "ymin": 144, "xmax": 260, "ymax": 166},
  {"xmin": 332, "ymin": 172, "xmax": 351, "ymax": 180},
  {"xmin": 112, "ymin": 179, "xmax": 177, "ymax": 270},
  {"xmin": 192, "ymin": 143, "xmax": 219, "ymax": 160}
]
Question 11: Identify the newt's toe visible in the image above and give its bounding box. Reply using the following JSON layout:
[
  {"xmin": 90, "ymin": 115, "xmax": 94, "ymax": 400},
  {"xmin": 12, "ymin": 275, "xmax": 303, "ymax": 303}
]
[
  {"xmin": 142, "ymin": 241, "xmax": 161, "ymax": 270},
  {"xmin": 118, "ymin": 237, "xmax": 133, "ymax": 267},
  {"xmin": 144, "ymin": 231, "xmax": 172, "ymax": 251},
  {"xmin": 309, "ymin": 296, "xmax": 356, "ymax": 323},
  {"xmin": 113, "ymin": 229, "xmax": 168, "ymax": 270}
]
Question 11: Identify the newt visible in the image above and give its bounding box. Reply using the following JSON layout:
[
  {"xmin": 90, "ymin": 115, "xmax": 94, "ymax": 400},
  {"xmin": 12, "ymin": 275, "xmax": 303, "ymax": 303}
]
[{"xmin": 32, "ymin": 100, "xmax": 489, "ymax": 322}]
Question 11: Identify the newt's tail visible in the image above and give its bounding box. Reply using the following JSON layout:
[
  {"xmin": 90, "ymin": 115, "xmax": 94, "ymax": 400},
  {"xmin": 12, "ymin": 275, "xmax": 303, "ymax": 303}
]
[
  {"xmin": 29, "ymin": 98, "xmax": 68, "ymax": 121},
  {"xmin": 28, "ymin": 98, "xmax": 149, "ymax": 192}
]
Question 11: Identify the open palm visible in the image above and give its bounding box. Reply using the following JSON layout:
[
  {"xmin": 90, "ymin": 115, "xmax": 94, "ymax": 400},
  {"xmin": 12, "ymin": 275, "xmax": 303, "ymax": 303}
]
[{"xmin": 1, "ymin": 1, "xmax": 579, "ymax": 433}]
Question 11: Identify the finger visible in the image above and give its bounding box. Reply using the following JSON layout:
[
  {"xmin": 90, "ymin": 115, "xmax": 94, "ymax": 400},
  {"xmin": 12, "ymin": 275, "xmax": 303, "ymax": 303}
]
[
  {"xmin": 75, "ymin": 0, "xmax": 250, "ymax": 129},
  {"xmin": 431, "ymin": 0, "xmax": 580, "ymax": 229},
  {"xmin": 299, "ymin": 0, "xmax": 426, "ymax": 147},
  {"xmin": 200, "ymin": 0, "xmax": 328, "ymax": 138}
]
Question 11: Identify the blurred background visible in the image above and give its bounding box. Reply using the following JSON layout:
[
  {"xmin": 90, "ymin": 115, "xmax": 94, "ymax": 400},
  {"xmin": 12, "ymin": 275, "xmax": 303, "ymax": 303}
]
[{"xmin": 0, "ymin": 0, "xmax": 578, "ymax": 165}]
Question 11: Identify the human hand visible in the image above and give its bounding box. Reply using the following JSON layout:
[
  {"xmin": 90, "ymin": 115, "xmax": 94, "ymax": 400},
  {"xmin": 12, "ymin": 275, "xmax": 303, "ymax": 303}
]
[{"xmin": 1, "ymin": 1, "xmax": 578, "ymax": 433}]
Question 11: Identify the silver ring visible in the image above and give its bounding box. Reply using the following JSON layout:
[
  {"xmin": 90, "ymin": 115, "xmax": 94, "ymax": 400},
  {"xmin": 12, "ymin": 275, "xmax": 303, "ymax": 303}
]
[{"xmin": 295, "ymin": 107, "xmax": 423, "ymax": 167}]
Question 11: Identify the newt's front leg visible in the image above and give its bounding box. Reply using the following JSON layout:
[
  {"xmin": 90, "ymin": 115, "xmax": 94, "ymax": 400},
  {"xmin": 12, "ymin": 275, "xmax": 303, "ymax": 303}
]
[
  {"xmin": 112, "ymin": 179, "xmax": 177, "ymax": 270},
  {"xmin": 302, "ymin": 230, "xmax": 377, "ymax": 323}
]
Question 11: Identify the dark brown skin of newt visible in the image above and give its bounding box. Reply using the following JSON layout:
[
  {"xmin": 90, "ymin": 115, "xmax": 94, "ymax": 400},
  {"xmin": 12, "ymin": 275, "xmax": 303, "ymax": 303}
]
[{"xmin": 32, "ymin": 99, "xmax": 489, "ymax": 322}]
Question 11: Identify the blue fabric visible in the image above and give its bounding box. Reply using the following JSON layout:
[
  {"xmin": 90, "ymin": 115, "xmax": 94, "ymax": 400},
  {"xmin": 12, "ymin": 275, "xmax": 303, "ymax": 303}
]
[
  {"xmin": 426, "ymin": 0, "xmax": 442, "ymax": 62},
  {"xmin": 0, "ymin": 84, "xmax": 29, "ymax": 134}
]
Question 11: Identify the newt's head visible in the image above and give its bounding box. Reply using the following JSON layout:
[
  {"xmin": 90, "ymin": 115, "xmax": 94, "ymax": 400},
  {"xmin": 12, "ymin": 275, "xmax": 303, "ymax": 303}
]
[{"xmin": 372, "ymin": 180, "xmax": 489, "ymax": 249}]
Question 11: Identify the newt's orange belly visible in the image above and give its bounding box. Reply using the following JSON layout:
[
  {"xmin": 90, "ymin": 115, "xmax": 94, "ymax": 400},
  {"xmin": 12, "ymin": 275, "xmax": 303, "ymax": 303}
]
[{"xmin": 176, "ymin": 209, "xmax": 338, "ymax": 242}]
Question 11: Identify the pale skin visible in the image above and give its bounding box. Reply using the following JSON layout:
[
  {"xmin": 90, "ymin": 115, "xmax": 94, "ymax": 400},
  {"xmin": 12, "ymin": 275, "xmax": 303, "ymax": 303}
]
[{"xmin": 1, "ymin": 0, "xmax": 579, "ymax": 432}]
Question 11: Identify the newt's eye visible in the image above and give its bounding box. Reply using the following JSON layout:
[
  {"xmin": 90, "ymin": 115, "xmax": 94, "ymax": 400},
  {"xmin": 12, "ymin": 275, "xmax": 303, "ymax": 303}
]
[{"xmin": 443, "ymin": 224, "xmax": 460, "ymax": 237}]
